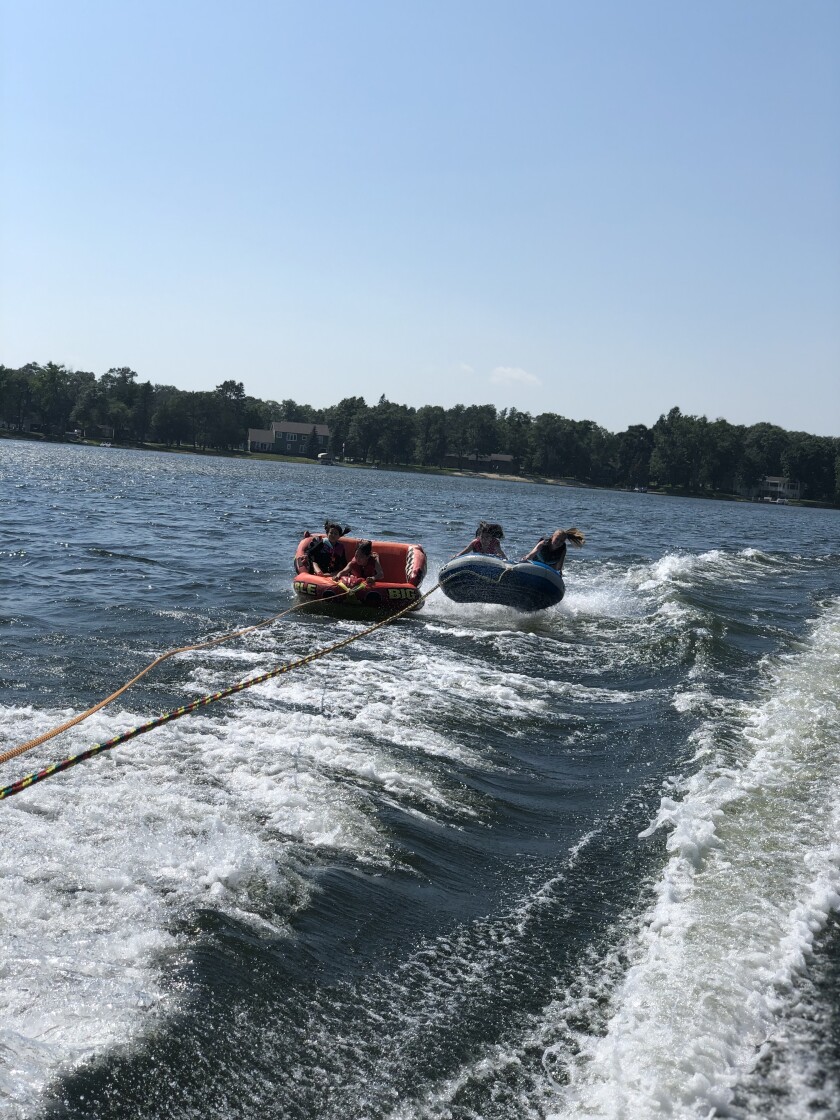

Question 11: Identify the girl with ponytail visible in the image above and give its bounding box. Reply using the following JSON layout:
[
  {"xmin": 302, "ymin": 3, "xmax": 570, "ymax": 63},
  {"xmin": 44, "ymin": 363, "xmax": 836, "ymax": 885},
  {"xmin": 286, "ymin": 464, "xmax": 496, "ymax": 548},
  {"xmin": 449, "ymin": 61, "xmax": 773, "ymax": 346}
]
[{"xmin": 522, "ymin": 528, "xmax": 585, "ymax": 572}]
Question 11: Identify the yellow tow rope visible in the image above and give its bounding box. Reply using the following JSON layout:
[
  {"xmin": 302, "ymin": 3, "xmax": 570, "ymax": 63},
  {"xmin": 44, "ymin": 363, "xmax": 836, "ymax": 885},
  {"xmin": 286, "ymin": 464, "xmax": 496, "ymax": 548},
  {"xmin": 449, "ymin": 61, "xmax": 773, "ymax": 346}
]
[
  {"xmin": 0, "ymin": 585, "xmax": 438, "ymax": 802},
  {"xmin": 0, "ymin": 592, "xmax": 353, "ymax": 768}
]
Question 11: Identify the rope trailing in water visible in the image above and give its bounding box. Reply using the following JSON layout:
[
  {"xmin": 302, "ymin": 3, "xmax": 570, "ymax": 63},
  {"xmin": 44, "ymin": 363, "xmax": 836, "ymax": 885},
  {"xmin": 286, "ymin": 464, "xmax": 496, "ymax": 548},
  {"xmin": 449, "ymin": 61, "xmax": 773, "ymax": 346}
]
[
  {"xmin": 0, "ymin": 591, "xmax": 355, "ymax": 768},
  {"xmin": 0, "ymin": 585, "xmax": 438, "ymax": 802}
]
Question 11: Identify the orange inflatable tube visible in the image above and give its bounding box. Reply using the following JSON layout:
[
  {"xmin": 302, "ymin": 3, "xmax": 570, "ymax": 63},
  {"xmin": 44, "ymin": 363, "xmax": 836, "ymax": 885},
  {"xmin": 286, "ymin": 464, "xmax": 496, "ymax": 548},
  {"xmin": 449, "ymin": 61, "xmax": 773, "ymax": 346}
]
[{"xmin": 293, "ymin": 535, "xmax": 427, "ymax": 616}]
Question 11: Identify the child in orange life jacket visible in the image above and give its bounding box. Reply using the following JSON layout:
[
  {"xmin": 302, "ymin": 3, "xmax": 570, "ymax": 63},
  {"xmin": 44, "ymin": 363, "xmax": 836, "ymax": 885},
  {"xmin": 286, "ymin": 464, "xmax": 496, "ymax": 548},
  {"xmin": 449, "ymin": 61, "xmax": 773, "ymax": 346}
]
[
  {"xmin": 301, "ymin": 520, "xmax": 350, "ymax": 575},
  {"xmin": 334, "ymin": 540, "xmax": 384, "ymax": 587}
]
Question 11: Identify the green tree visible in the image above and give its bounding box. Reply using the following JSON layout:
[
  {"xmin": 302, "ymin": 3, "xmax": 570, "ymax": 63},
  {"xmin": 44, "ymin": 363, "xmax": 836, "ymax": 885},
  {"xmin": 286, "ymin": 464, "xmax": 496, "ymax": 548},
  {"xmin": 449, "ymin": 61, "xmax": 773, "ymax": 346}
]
[
  {"xmin": 70, "ymin": 378, "xmax": 106, "ymax": 436},
  {"xmin": 187, "ymin": 392, "xmax": 215, "ymax": 449},
  {"xmin": 347, "ymin": 409, "xmax": 381, "ymax": 461},
  {"xmin": 584, "ymin": 421, "xmax": 616, "ymax": 485},
  {"xmin": 243, "ymin": 396, "xmax": 271, "ymax": 432},
  {"xmin": 325, "ymin": 396, "xmax": 368, "ymax": 459},
  {"xmin": 32, "ymin": 362, "xmax": 75, "ymax": 435},
  {"xmin": 650, "ymin": 407, "xmax": 708, "ymax": 488},
  {"xmin": 463, "ymin": 404, "xmax": 499, "ymax": 468},
  {"xmin": 152, "ymin": 389, "xmax": 192, "ymax": 446},
  {"xmin": 130, "ymin": 381, "xmax": 155, "ymax": 442},
  {"xmin": 743, "ymin": 422, "xmax": 788, "ymax": 476},
  {"xmin": 211, "ymin": 380, "xmax": 246, "ymax": 449},
  {"xmin": 276, "ymin": 398, "xmax": 319, "ymax": 423},
  {"xmin": 415, "ymin": 405, "xmax": 448, "ymax": 466},
  {"xmin": 101, "ymin": 367, "xmax": 138, "ymax": 407},
  {"xmin": 16, "ymin": 370, "xmax": 35, "ymax": 430},
  {"xmin": 498, "ymin": 407, "xmax": 532, "ymax": 472},
  {"xmin": 615, "ymin": 424, "xmax": 653, "ymax": 487},
  {"xmin": 305, "ymin": 425, "xmax": 320, "ymax": 458},
  {"xmin": 531, "ymin": 413, "xmax": 568, "ymax": 476},
  {"xmin": 445, "ymin": 405, "xmax": 469, "ymax": 467},
  {"xmin": 783, "ymin": 434, "xmax": 838, "ymax": 501},
  {"xmin": 373, "ymin": 396, "xmax": 416, "ymax": 464},
  {"xmin": 0, "ymin": 366, "xmax": 34, "ymax": 430},
  {"xmin": 700, "ymin": 419, "xmax": 744, "ymax": 492},
  {"xmin": 107, "ymin": 400, "xmax": 131, "ymax": 441}
]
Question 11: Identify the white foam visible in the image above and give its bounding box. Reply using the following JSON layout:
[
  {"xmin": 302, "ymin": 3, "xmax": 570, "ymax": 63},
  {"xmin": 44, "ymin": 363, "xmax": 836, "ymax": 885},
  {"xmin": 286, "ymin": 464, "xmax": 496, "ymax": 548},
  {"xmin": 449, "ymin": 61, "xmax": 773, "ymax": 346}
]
[
  {"xmin": 560, "ymin": 581, "xmax": 642, "ymax": 620},
  {"xmin": 0, "ymin": 623, "xmax": 533, "ymax": 1108},
  {"xmin": 630, "ymin": 548, "xmax": 765, "ymax": 596},
  {"xmin": 545, "ymin": 598, "xmax": 840, "ymax": 1119}
]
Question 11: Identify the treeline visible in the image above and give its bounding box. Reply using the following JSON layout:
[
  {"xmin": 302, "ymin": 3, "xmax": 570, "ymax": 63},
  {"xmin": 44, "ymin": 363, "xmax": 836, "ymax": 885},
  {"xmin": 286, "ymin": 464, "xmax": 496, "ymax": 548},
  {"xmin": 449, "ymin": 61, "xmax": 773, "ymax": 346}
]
[{"xmin": 2, "ymin": 361, "xmax": 839, "ymax": 502}]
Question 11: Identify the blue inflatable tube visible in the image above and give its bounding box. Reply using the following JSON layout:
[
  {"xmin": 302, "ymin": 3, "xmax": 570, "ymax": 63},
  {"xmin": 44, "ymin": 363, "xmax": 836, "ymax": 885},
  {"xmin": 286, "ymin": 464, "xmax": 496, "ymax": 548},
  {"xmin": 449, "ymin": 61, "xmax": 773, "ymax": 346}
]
[{"xmin": 438, "ymin": 554, "xmax": 565, "ymax": 612}]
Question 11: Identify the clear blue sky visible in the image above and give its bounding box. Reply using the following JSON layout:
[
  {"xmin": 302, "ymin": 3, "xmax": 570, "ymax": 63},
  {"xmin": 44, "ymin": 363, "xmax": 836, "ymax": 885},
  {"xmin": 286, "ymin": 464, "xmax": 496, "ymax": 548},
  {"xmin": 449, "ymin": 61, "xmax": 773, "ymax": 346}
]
[{"xmin": 2, "ymin": 0, "xmax": 838, "ymax": 436}]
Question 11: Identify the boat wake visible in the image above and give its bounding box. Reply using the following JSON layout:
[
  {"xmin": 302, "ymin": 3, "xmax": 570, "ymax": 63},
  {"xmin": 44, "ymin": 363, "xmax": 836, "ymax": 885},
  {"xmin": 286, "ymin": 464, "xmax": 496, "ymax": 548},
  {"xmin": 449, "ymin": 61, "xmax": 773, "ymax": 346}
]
[{"xmin": 540, "ymin": 597, "xmax": 840, "ymax": 1120}]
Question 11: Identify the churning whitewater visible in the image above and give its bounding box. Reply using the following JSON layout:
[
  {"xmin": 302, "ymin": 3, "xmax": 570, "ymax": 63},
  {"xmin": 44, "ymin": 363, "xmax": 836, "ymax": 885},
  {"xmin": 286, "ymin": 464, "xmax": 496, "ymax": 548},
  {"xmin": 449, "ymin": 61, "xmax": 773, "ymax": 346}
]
[{"xmin": 1, "ymin": 442, "xmax": 839, "ymax": 1120}]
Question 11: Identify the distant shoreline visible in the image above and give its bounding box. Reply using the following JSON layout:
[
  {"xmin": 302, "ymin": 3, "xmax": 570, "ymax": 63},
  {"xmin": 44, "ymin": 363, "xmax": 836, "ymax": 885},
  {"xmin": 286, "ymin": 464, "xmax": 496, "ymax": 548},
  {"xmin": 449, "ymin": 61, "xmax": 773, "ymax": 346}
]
[{"xmin": 2, "ymin": 430, "xmax": 836, "ymax": 509}]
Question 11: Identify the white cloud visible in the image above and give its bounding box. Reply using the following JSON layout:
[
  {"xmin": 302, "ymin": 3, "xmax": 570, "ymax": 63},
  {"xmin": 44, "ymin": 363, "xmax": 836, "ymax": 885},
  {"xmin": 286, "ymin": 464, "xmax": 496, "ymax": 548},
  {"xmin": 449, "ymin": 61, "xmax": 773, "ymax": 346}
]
[
  {"xmin": 459, "ymin": 362, "xmax": 475, "ymax": 375},
  {"xmin": 490, "ymin": 365, "xmax": 541, "ymax": 387}
]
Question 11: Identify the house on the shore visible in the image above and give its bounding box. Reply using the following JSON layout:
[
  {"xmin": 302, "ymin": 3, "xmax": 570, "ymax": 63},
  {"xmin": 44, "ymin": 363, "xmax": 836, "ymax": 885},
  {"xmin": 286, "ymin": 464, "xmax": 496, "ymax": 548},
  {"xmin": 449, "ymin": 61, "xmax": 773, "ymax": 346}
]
[
  {"xmin": 248, "ymin": 421, "xmax": 331, "ymax": 456},
  {"xmin": 739, "ymin": 475, "xmax": 801, "ymax": 501},
  {"xmin": 442, "ymin": 452, "xmax": 518, "ymax": 473}
]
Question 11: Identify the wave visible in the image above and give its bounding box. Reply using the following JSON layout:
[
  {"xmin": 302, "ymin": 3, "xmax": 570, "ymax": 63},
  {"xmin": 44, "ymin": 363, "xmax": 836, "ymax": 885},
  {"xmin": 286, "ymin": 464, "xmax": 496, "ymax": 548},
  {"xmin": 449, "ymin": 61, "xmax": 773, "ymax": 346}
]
[
  {"xmin": 2, "ymin": 544, "xmax": 835, "ymax": 1117},
  {"xmin": 544, "ymin": 597, "xmax": 840, "ymax": 1119},
  {"xmin": 0, "ymin": 617, "xmax": 536, "ymax": 1111}
]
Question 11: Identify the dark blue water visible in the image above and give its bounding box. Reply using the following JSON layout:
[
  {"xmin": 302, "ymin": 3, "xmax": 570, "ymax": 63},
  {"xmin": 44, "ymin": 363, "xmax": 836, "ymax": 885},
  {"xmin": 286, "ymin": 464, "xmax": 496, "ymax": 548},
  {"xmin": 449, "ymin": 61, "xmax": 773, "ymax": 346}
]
[{"xmin": 2, "ymin": 441, "xmax": 839, "ymax": 1120}]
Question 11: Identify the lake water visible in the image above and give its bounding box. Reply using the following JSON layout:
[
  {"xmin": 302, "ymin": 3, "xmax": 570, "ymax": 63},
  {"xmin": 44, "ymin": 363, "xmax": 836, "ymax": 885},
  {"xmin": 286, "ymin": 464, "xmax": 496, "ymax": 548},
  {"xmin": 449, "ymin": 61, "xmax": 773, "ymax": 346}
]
[{"xmin": 2, "ymin": 441, "xmax": 840, "ymax": 1120}]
